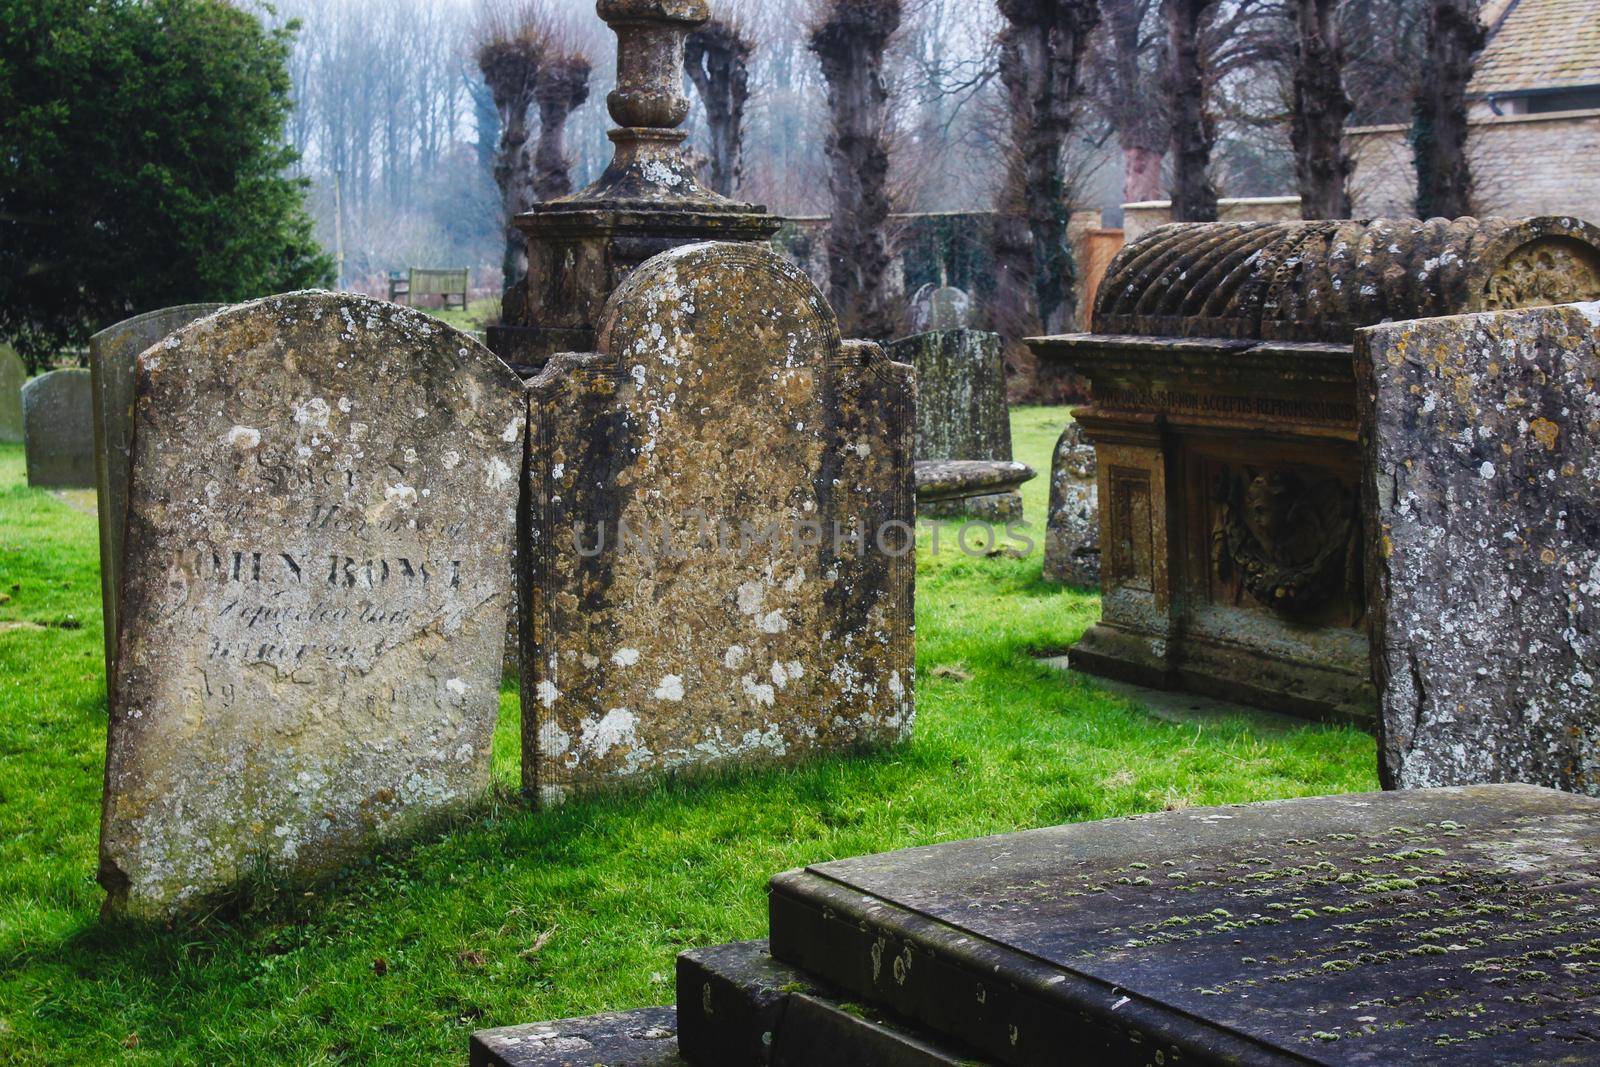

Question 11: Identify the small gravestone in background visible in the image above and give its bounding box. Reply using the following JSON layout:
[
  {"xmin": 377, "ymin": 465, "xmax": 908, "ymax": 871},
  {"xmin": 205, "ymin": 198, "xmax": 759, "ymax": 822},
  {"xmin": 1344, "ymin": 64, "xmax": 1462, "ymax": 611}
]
[
  {"xmin": 90, "ymin": 304, "xmax": 225, "ymax": 684},
  {"xmin": 1361, "ymin": 302, "xmax": 1600, "ymax": 793},
  {"xmin": 907, "ymin": 284, "xmax": 973, "ymax": 335},
  {"xmin": 887, "ymin": 326, "xmax": 1009, "ymax": 465},
  {"xmin": 100, "ymin": 292, "xmax": 525, "ymax": 918},
  {"xmin": 1042, "ymin": 423, "xmax": 1099, "ymax": 585},
  {"xmin": 22, "ymin": 368, "xmax": 94, "ymax": 488},
  {"xmin": 524, "ymin": 242, "xmax": 915, "ymax": 802},
  {"xmin": 0, "ymin": 345, "xmax": 24, "ymax": 444}
]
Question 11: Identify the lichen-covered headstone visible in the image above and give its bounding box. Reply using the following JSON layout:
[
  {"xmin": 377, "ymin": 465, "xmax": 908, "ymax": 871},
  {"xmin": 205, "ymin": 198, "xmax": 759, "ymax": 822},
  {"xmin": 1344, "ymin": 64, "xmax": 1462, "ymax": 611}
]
[
  {"xmin": 1042, "ymin": 423, "xmax": 1099, "ymax": 585},
  {"xmin": 1360, "ymin": 302, "xmax": 1600, "ymax": 792},
  {"xmin": 0, "ymin": 345, "xmax": 24, "ymax": 444},
  {"xmin": 22, "ymin": 367, "xmax": 94, "ymax": 487},
  {"xmin": 100, "ymin": 292, "xmax": 525, "ymax": 917},
  {"xmin": 90, "ymin": 305, "xmax": 225, "ymax": 684},
  {"xmin": 524, "ymin": 242, "xmax": 915, "ymax": 801},
  {"xmin": 886, "ymin": 329, "xmax": 1010, "ymax": 463}
]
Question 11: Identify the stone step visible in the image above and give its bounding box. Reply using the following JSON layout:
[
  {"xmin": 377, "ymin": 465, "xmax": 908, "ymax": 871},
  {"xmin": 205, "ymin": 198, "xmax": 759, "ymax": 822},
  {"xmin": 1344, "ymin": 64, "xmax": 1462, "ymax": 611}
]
[
  {"xmin": 765, "ymin": 785, "xmax": 1600, "ymax": 1066},
  {"xmin": 471, "ymin": 1007, "xmax": 683, "ymax": 1067},
  {"xmin": 676, "ymin": 939, "xmax": 985, "ymax": 1066}
]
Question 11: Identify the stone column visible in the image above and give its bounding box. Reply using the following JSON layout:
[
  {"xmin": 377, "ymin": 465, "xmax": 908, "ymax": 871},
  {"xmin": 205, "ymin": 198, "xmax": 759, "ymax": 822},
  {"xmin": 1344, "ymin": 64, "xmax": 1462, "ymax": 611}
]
[{"xmin": 489, "ymin": 0, "xmax": 782, "ymax": 375}]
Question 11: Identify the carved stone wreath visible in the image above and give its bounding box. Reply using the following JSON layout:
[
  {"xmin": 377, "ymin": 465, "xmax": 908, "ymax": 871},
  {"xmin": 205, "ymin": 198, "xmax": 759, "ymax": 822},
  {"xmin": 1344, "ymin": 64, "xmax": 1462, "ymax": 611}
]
[{"xmin": 1212, "ymin": 467, "xmax": 1355, "ymax": 615}]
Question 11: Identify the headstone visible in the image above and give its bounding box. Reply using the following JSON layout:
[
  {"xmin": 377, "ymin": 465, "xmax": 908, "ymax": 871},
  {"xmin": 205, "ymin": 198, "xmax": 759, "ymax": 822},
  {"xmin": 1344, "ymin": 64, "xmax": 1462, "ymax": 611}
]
[
  {"xmin": 886, "ymin": 328, "xmax": 1010, "ymax": 462},
  {"xmin": 523, "ymin": 242, "xmax": 915, "ymax": 802},
  {"xmin": 907, "ymin": 284, "xmax": 973, "ymax": 335},
  {"xmin": 90, "ymin": 304, "xmax": 225, "ymax": 684},
  {"xmin": 1361, "ymin": 302, "xmax": 1600, "ymax": 792},
  {"xmin": 99, "ymin": 292, "xmax": 525, "ymax": 918},
  {"xmin": 480, "ymin": 784, "xmax": 1600, "ymax": 1066},
  {"xmin": 22, "ymin": 367, "xmax": 94, "ymax": 487},
  {"xmin": 1042, "ymin": 422, "xmax": 1099, "ymax": 585},
  {"xmin": 0, "ymin": 344, "xmax": 24, "ymax": 444}
]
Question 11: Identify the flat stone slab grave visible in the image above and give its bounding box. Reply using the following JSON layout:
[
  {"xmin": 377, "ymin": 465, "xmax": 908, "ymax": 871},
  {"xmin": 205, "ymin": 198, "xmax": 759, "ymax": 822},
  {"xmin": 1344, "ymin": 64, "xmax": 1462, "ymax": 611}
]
[{"xmin": 769, "ymin": 784, "xmax": 1600, "ymax": 1066}]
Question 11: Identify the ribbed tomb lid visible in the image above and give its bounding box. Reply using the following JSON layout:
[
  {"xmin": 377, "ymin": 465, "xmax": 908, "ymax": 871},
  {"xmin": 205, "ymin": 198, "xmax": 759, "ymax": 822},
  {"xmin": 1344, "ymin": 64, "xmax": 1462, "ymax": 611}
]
[{"xmin": 1092, "ymin": 215, "xmax": 1600, "ymax": 343}]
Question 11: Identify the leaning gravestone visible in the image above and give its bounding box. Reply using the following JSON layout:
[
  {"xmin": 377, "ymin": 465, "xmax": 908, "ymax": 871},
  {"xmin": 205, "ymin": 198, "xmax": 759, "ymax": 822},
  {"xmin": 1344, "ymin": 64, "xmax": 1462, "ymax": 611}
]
[
  {"xmin": 524, "ymin": 242, "xmax": 915, "ymax": 802},
  {"xmin": 1042, "ymin": 422, "xmax": 1099, "ymax": 585},
  {"xmin": 100, "ymin": 292, "xmax": 525, "ymax": 918},
  {"xmin": 1361, "ymin": 301, "xmax": 1600, "ymax": 793},
  {"xmin": 22, "ymin": 368, "xmax": 95, "ymax": 488},
  {"xmin": 90, "ymin": 304, "xmax": 225, "ymax": 685},
  {"xmin": 887, "ymin": 328, "xmax": 1009, "ymax": 464},
  {"xmin": 0, "ymin": 344, "xmax": 24, "ymax": 443}
]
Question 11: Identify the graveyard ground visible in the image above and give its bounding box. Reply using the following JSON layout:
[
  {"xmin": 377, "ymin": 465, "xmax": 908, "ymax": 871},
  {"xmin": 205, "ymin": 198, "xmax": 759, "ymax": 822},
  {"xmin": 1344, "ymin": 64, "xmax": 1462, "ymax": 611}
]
[{"xmin": 0, "ymin": 409, "xmax": 1376, "ymax": 1064}]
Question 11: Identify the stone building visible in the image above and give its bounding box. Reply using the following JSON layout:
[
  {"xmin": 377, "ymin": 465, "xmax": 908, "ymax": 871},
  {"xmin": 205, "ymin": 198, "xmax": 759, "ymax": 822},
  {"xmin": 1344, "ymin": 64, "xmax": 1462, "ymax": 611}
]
[{"xmin": 1348, "ymin": 0, "xmax": 1600, "ymax": 222}]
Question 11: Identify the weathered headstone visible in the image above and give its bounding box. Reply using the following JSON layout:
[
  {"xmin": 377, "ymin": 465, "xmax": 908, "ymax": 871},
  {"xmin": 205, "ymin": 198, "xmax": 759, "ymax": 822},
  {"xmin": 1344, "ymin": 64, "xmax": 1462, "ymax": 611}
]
[
  {"xmin": 22, "ymin": 367, "xmax": 94, "ymax": 487},
  {"xmin": 907, "ymin": 284, "xmax": 973, "ymax": 335},
  {"xmin": 90, "ymin": 304, "xmax": 225, "ymax": 684},
  {"xmin": 1042, "ymin": 422, "xmax": 1099, "ymax": 585},
  {"xmin": 1361, "ymin": 302, "xmax": 1600, "ymax": 792},
  {"xmin": 523, "ymin": 242, "xmax": 915, "ymax": 801},
  {"xmin": 0, "ymin": 344, "xmax": 24, "ymax": 444},
  {"xmin": 99, "ymin": 292, "xmax": 525, "ymax": 918},
  {"xmin": 887, "ymin": 328, "xmax": 1009, "ymax": 464}
]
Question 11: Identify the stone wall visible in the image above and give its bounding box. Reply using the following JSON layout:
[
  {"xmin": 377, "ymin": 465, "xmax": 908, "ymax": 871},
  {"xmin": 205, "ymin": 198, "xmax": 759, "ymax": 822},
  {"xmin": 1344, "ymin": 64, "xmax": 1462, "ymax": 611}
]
[
  {"xmin": 1119, "ymin": 196, "xmax": 1304, "ymax": 245},
  {"xmin": 1347, "ymin": 109, "xmax": 1600, "ymax": 223}
]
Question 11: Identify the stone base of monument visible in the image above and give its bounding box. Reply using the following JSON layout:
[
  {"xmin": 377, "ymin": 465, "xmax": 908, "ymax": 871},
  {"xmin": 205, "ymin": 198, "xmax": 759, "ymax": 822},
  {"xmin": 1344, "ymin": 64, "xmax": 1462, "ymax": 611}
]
[
  {"xmin": 914, "ymin": 459, "xmax": 1034, "ymax": 523},
  {"xmin": 477, "ymin": 784, "xmax": 1600, "ymax": 1065}
]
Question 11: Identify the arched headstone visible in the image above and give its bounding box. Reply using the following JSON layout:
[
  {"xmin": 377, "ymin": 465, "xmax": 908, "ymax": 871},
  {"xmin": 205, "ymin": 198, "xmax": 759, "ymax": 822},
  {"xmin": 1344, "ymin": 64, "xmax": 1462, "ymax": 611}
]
[{"xmin": 22, "ymin": 368, "xmax": 94, "ymax": 488}]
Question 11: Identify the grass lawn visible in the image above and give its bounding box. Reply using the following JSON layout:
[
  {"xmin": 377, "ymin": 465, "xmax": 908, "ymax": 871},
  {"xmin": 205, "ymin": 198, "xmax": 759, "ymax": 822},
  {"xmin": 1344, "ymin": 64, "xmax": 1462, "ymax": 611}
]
[{"xmin": 0, "ymin": 408, "xmax": 1376, "ymax": 1064}]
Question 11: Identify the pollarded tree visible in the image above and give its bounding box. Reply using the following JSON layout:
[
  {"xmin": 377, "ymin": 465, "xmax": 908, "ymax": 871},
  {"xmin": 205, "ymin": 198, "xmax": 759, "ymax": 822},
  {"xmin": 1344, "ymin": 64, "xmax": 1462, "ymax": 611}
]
[
  {"xmin": 1412, "ymin": 0, "xmax": 1483, "ymax": 218},
  {"xmin": 0, "ymin": 0, "xmax": 330, "ymax": 370},
  {"xmin": 685, "ymin": 17, "xmax": 755, "ymax": 198},
  {"xmin": 532, "ymin": 51, "xmax": 592, "ymax": 202},
  {"xmin": 475, "ymin": 13, "xmax": 541, "ymax": 293},
  {"xmin": 997, "ymin": 0, "xmax": 1101, "ymax": 335},
  {"xmin": 810, "ymin": 0, "xmax": 903, "ymax": 341},
  {"xmin": 1162, "ymin": 0, "xmax": 1220, "ymax": 221},
  {"xmin": 1092, "ymin": 0, "xmax": 1168, "ymax": 204},
  {"xmin": 1288, "ymin": 0, "xmax": 1353, "ymax": 218}
]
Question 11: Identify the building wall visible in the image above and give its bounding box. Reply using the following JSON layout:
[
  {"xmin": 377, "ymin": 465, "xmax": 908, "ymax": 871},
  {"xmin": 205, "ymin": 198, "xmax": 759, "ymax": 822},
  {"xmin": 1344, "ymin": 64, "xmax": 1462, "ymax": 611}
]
[
  {"xmin": 1347, "ymin": 108, "xmax": 1600, "ymax": 223},
  {"xmin": 1120, "ymin": 196, "xmax": 1305, "ymax": 244}
]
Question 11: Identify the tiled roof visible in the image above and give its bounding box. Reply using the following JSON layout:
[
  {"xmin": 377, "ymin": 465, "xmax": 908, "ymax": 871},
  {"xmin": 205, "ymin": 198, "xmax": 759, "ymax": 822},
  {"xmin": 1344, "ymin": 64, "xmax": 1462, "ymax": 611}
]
[{"xmin": 1470, "ymin": 0, "xmax": 1600, "ymax": 96}]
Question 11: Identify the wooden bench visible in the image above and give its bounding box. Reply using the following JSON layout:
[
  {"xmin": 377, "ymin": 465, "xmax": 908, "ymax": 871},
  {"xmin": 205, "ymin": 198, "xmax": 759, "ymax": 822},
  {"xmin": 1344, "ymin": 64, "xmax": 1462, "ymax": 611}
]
[{"xmin": 391, "ymin": 268, "xmax": 468, "ymax": 310}]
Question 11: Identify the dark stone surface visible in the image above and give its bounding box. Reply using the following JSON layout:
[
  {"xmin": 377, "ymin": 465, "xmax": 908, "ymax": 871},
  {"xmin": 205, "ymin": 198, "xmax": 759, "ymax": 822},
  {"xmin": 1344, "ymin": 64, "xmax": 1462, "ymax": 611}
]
[
  {"xmin": 523, "ymin": 243, "xmax": 915, "ymax": 801},
  {"xmin": 89, "ymin": 304, "xmax": 226, "ymax": 685},
  {"xmin": 770, "ymin": 784, "xmax": 1600, "ymax": 1065},
  {"xmin": 22, "ymin": 368, "xmax": 94, "ymax": 488},
  {"xmin": 886, "ymin": 329, "xmax": 1010, "ymax": 463},
  {"xmin": 472, "ymin": 1007, "xmax": 684, "ymax": 1067},
  {"xmin": 1360, "ymin": 302, "xmax": 1600, "ymax": 792},
  {"xmin": 1042, "ymin": 422, "xmax": 1098, "ymax": 585},
  {"xmin": 0, "ymin": 344, "xmax": 23, "ymax": 444}
]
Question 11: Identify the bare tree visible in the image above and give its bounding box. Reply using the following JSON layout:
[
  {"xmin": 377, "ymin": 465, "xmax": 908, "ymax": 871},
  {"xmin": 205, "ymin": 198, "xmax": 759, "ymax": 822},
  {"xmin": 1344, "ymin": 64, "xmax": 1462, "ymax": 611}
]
[
  {"xmin": 1092, "ymin": 0, "xmax": 1168, "ymax": 203},
  {"xmin": 1288, "ymin": 0, "xmax": 1351, "ymax": 218},
  {"xmin": 810, "ymin": 0, "xmax": 903, "ymax": 340},
  {"xmin": 1163, "ymin": 0, "xmax": 1220, "ymax": 221},
  {"xmin": 1412, "ymin": 0, "xmax": 1482, "ymax": 218},
  {"xmin": 996, "ymin": 0, "xmax": 1100, "ymax": 334},
  {"xmin": 533, "ymin": 51, "xmax": 593, "ymax": 202},
  {"xmin": 476, "ymin": 9, "xmax": 541, "ymax": 293},
  {"xmin": 685, "ymin": 18, "xmax": 754, "ymax": 197}
]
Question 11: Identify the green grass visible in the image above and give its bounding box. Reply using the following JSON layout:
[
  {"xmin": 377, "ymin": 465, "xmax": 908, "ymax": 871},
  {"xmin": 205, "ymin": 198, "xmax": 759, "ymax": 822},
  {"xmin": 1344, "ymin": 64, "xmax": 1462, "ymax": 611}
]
[
  {"xmin": 0, "ymin": 411, "xmax": 1376, "ymax": 1064},
  {"xmin": 421, "ymin": 298, "xmax": 500, "ymax": 336}
]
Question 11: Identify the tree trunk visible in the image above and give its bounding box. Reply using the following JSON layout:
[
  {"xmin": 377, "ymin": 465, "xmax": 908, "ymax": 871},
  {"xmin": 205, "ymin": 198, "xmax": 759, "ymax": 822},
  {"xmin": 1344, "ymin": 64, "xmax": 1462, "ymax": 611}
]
[
  {"xmin": 1123, "ymin": 145, "xmax": 1165, "ymax": 202},
  {"xmin": 1163, "ymin": 0, "xmax": 1218, "ymax": 222},
  {"xmin": 533, "ymin": 55, "xmax": 592, "ymax": 203},
  {"xmin": 685, "ymin": 20, "xmax": 753, "ymax": 198},
  {"xmin": 477, "ymin": 40, "xmax": 540, "ymax": 294},
  {"xmin": 1096, "ymin": 0, "xmax": 1169, "ymax": 205},
  {"xmin": 1289, "ymin": 0, "xmax": 1353, "ymax": 219},
  {"xmin": 997, "ymin": 0, "xmax": 1100, "ymax": 336},
  {"xmin": 1412, "ymin": 0, "xmax": 1483, "ymax": 219},
  {"xmin": 810, "ymin": 0, "xmax": 903, "ymax": 341}
]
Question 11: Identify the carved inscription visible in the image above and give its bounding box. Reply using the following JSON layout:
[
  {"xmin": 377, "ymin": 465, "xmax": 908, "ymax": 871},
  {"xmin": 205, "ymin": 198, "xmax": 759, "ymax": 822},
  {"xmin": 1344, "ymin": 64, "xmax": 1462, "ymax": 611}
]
[{"xmin": 1097, "ymin": 386, "xmax": 1356, "ymax": 424}]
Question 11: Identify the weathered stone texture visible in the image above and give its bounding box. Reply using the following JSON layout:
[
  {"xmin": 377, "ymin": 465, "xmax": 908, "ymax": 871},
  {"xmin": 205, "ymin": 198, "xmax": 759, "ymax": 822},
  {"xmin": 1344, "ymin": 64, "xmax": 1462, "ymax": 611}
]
[
  {"xmin": 1042, "ymin": 422, "xmax": 1099, "ymax": 585},
  {"xmin": 913, "ymin": 458, "xmax": 1033, "ymax": 522},
  {"xmin": 100, "ymin": 292, "xmax": 525, "ymax": 918},
  {"xmin": 1360, "ymin": 302, "xmax": 1600, "ymax": 792},
  {"xmin": 906, "ymin": 284, "xmax": 972, "ymax": 334},
  {"xmin": 885, "ymin": 328, "xmax": 1009, "ymax": 462},
  {"xmin": 0, "ymin": 345, "xmax": 23, "ymax": 444},
  {"xmin": 523, "ymin": 242, "xmax": 914, "ymax": 800},
  {"xmin": 90, "ymin": 304, "xmax": 226, "ymax": 683},
  {"xmin": 22, "ymin": 367, "xmax": 94, "ymax": 488}
]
